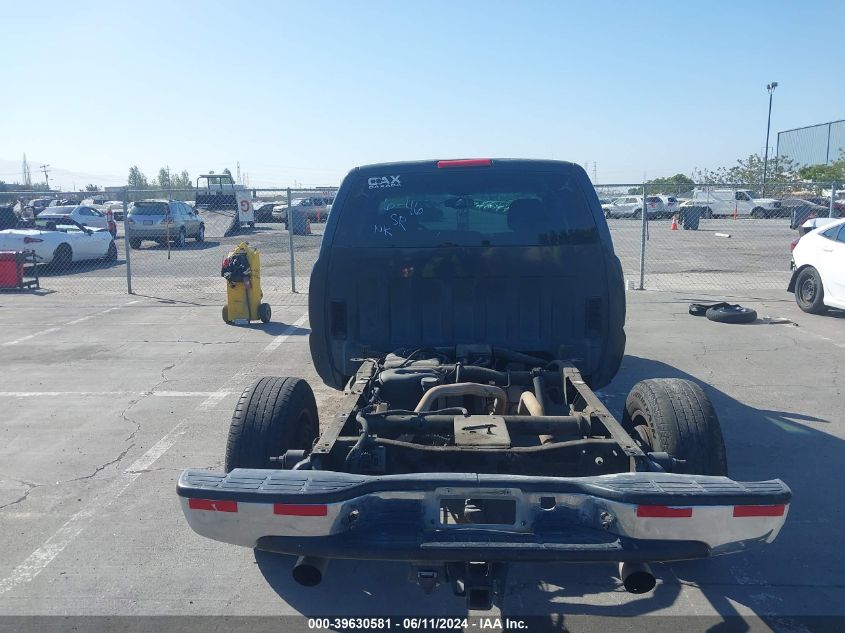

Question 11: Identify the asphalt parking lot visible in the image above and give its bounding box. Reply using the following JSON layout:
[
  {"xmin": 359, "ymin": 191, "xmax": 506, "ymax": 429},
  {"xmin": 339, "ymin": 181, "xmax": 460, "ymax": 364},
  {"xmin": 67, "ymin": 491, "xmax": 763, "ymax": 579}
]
[{"xmin": 0, "ymin": 284, "xmax": 843, "ymax": 630}]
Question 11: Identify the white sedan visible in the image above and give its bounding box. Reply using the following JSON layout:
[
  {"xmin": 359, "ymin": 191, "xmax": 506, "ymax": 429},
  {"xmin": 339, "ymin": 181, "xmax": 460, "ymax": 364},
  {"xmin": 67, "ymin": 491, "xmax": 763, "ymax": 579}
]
[
  {"xmin": 0, "ymin": 217, "xmax": 117, "ymax": 267},
  {"xmin": 789, "ymin": 218, "xmax": 845, "ymax": 313},
  {"xmin": 38, "ymin": 205, "xmax": 116, "ymax": 237}
]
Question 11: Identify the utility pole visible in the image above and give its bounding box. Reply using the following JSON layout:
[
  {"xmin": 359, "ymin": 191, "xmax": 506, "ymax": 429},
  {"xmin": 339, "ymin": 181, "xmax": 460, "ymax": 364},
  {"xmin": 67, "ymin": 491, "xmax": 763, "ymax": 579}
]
[
  {"xmin": 40, "ymin": 164, "xmax": 51, "ymax": 190},
  {"xmin": 762, "ymin": 81, "xmax": 778, "ymax": 196}
]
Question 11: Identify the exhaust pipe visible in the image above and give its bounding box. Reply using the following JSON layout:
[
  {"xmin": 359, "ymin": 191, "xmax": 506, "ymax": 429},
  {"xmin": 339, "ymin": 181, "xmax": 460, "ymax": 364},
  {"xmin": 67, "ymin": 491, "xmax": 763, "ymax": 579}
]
[
  {"xmin": 618, "ymin": 562, "xmax": 656, "ymax": 594},
  {"xmin": 292, "ymin": 556, "xmax": 330, "ymax": 587}
]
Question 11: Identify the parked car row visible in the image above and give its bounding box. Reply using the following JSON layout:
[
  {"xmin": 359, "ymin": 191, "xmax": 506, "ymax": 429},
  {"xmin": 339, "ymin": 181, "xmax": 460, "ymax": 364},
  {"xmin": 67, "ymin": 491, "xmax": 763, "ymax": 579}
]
[
  {"xmin": 601, "ymin": 195, "xmax": 677, "ymax": 219},
  {"xmin": 0, "ymin": 216, "xmax": 117, "ymax": 266}
]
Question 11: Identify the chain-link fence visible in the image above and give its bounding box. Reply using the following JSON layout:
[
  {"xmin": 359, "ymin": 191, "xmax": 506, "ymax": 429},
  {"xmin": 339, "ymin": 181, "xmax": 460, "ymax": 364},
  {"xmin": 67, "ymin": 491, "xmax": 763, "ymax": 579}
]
[
  {"xmin": 0, "ymin": 187, "xmax": 336, "ymax": 302},
  {"xmin": 2, "ymin": 180, "xmax": 842, "ymax": 300},
  {"xmin": 596, "ymin": 180, "xmax": 842, "ymax": 292}
]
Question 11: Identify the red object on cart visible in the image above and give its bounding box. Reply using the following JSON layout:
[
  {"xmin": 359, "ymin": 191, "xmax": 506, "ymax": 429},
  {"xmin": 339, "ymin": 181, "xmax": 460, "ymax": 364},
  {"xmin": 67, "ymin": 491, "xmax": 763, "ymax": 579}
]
[{"xmin": 0, "ymin": 251, "xmax": 40, "ymax": 290}]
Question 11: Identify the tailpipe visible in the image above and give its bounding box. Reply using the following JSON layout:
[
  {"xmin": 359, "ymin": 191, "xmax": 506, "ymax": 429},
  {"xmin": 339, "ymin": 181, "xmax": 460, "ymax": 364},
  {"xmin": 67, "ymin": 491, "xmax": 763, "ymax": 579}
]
[
  {"xmin": 292, "ymin": 556, "xmax": 330, "ymax": 587},
  {"xmin": 618, "ymin": 562, "xmax": 656, "ymax": 594}
]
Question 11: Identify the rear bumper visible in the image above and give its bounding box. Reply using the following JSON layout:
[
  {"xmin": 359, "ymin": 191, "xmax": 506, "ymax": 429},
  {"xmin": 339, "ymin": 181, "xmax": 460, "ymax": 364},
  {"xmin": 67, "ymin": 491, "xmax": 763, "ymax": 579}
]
[{"xmin": 178, "ymin": 469, "xmax": 790, "ymax": 563}]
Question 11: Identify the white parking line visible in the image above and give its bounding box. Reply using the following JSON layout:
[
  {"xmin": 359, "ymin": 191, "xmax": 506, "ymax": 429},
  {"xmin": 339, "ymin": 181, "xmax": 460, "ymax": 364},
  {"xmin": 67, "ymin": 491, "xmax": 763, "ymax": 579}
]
[
  {"xmin": 0, "ymin": 417, "xmax": 193, "ymax": 596},
  {"xmin": 0, "ymin": 311, "xmax": 309, "ymax": 596},
  {"xmin": 0, "ymin": 300, "xmax": 139, "ymax": 346},
  {"xmin": 0, "ymin": 391, "xmax": 222, "ymax": 398}
]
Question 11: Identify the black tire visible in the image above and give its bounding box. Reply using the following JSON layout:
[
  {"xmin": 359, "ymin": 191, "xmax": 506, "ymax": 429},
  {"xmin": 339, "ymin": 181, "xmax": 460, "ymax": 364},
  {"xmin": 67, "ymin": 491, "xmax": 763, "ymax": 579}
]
[
  {"xmin": 622, "ymin": 379, "xmax": 727, "ymax": 476},
  {"xmin": 705, "ymin": 305, "xmax": 757, "ymax": 324},
  {"xmin": 794, "ymin": 266, "xmax": 826, "ymax": 314},
  {"xmin": 129, "ymin": 237, "xmax": 142, "ymax": 249},
  {"xmin": 174, "ymin": 228, "xmax": 186, "ymax": 248},
  {"xmin": 52, "ymin": 243, "xmax": 72, "ymax": 269},
  {"xmin": 258, "ymin": 303, "xmax": 271, "ymax": 323},
  {"xmin": 225, "ymin": 377, "xmax": 319, "ymax": 472},
  {"xmin": 195, "ymin": 224, "xmax": 205, "ymax": 243},
  {"xmin": 103, "ymin": 241, "xmax": 118, "ymax": 262},
  {"xmin": 222, "ymin": 306, "xmax": 229, "ymax": 323}
]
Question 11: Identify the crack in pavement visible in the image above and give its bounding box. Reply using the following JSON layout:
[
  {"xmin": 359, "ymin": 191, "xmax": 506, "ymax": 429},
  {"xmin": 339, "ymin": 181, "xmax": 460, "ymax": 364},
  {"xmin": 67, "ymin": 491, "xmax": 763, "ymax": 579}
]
[
  {"xmin": 0, "ymin": 479, "xmax": 40, "ymax": 512},
  {"xmin": 52, "ymin": 351, "xmax": 197, "ymax": 485},
  {"xmin": 57, "ymin": 443, "xmax": 136, "ymax": 484}
]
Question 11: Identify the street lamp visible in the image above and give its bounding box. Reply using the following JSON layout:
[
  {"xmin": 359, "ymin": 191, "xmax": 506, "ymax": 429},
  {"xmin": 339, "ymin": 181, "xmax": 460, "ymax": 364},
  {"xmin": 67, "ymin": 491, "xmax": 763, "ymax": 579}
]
[{"xmin": 762, "ymin": 81, "xmax": 778, "ymax": 196}]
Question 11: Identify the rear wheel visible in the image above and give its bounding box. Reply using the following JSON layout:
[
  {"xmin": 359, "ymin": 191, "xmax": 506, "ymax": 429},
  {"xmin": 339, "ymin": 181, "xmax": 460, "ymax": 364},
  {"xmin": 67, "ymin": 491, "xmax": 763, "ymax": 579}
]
[
  {"xmin": 103, "ymin": 241, "xmax": 118, "ymax": 262},
  {"xmin": 222, "ymin": 306, "xmax": 229, "ymax": 323},
  {"xmin": 129, "ymin": 237, "xmax": 142, "ymax": 249},
  {"xmin": 52, "ymin": 244, "xmax": 72, "ymax": 270},
  {"xmin": 794, "ymin": 266, "xmax": 826, "ymax": 314},
  {"xmin": 225, "ymin": 377, "xmax": 319, "ymax": 472},
  {"xmin": 258, "ymin": 303, "xmax": 271, "ymax": 323},
  {"xmin": 622, "ymin": 378, "xmax": 727, "ymax": 476},
  {"xmin": 195, "ymin": 224, "xmax": 205, "ymax": 243}
]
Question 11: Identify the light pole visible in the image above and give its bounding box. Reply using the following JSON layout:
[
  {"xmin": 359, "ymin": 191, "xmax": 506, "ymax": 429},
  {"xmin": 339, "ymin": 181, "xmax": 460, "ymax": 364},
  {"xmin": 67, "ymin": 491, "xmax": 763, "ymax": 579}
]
[{"xmin": 762, "ymin": 81, "xmax": 778, "ymax": 196}]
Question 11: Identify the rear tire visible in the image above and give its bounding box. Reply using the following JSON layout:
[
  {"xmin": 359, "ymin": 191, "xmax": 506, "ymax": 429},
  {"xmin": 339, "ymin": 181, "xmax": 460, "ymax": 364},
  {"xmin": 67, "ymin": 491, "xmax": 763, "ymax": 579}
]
[
  {"xmin": 622, "ymin": 378, "xmax": 727, "ymax": 476},
  {"xmin": 222, "ymin": 306, "xmax": 229, "ymax": 323},
  {"xmin": 258, "ymin": 303, "xmax": 272, "ymax": 323},
  {"xmin": 195, "ymin": 224, "xmax": 205, "ymax": 243},
  {"xmin": 103, "ymin": 241, "xmax": 118, "ymax": 262},
  {"xmin": 52, "ymin": 244, "xmax": 72, "ymax": 270},
  {"xmin": 129, "ymin": 237, "xmax": 142, "ymax": 249},
  {"xmin": 794, "ymin": 266, "xmax": 826, "ymax": 314},
  {"xmin": 225, "ymin": 377, "xmax": 319, "ymax": 472}
]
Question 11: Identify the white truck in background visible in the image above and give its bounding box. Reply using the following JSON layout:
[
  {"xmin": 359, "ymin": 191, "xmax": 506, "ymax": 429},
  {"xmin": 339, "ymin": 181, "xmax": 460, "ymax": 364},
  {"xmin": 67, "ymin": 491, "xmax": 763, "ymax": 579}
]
[{"xmin": 687, "ymin": 188, "xmax": 782, "ymax": 218}]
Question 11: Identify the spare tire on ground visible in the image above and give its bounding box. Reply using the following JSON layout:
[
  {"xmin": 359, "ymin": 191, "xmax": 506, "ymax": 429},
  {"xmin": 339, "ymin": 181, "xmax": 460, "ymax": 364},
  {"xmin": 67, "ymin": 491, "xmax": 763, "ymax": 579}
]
[{"xmin": 705, "ymin": 304, "xmax": 757, "ymax": 324}]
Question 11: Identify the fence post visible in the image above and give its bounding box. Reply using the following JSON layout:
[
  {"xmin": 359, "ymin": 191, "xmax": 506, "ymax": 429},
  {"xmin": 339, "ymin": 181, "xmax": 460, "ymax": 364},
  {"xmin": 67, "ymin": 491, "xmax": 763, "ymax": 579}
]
[
  {"xmin": 287, "ymin": 187, "xmax": 296, "ymax": 293},
  {"xmin": 122, "ymin": 187, "xmax": 133, "ymax": 294},
  {"xmin": 831, "ymin": 182, "xmax": 837, "ymax": 218},
  {"xmin": 638, "ymin": 181, "xmax": 647, "ymax": 290}
]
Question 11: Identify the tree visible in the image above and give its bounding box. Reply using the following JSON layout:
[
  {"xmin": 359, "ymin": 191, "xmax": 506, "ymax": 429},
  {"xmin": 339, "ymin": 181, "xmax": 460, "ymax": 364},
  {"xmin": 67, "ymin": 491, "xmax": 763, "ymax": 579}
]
[
  {"xmin": 157, "ymin": 167, "xmax": 172, "ymax": 190},
  {"xmin": 629, "ymin": 173, "xmax": 696, "ymax": 195},
  {"xmin": 797, "ymin": 151, "xmax": 845, "ymax": 183},
  {"xmin": 703, "ymin": 153, "xmax": 797, "ymax": 188},
  {"xmin": 170, "ymin": 170, "xmax": 192, "ymax": 189},
  {"xmin": 128, "ymin": 165, "xmax": 149, "ymax": 189},
  {"xmin": 85, "ymin": 184, "xmax": 100, "ymax": 192}
]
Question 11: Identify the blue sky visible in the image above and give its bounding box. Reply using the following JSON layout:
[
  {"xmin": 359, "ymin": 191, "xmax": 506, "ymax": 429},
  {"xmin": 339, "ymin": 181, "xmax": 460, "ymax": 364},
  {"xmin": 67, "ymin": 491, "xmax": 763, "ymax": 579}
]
[{"xmin": 2, "ymin": 0, "xmax": 844, "ymax": 190}]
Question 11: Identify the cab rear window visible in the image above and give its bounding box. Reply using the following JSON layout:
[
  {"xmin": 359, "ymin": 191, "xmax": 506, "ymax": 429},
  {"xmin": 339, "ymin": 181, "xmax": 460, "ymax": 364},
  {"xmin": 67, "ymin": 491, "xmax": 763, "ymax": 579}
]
[{"xmin": 334, "ymin": 170, "xmax": 598, "ymax": 247}]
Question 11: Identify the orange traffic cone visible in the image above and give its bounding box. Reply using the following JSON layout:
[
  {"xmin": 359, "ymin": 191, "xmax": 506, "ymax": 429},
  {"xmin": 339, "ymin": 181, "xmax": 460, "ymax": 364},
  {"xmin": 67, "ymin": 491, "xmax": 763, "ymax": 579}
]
[{"xmin": 671, "ymin": 215, "xmax": 679, "ymax": 230}]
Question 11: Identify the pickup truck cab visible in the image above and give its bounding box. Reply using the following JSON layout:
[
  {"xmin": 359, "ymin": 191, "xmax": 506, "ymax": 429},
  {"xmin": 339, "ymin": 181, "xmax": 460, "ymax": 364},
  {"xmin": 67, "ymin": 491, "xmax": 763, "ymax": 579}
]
[{"xmin": 178, "ymin": 159, "xmax": 790, "ymax": 610}]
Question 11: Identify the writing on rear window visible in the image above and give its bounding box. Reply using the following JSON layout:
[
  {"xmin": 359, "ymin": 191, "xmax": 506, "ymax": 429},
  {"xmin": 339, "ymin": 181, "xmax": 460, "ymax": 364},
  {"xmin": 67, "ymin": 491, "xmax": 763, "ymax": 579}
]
[
  {"xmin": 368, "ymin": 175, "xmax": 402, "ymax": 189},
  {"xmin": 337, "ymin": 170, "xmax": 599, "ymax": 247}
]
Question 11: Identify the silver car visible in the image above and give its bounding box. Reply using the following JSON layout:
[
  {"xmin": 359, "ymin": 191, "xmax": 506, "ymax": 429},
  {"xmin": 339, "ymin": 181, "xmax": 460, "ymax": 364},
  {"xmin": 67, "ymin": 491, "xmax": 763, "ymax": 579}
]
[{"xmin": 126, "ymin": 200, "xmax": 205, "ymax": 249}]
